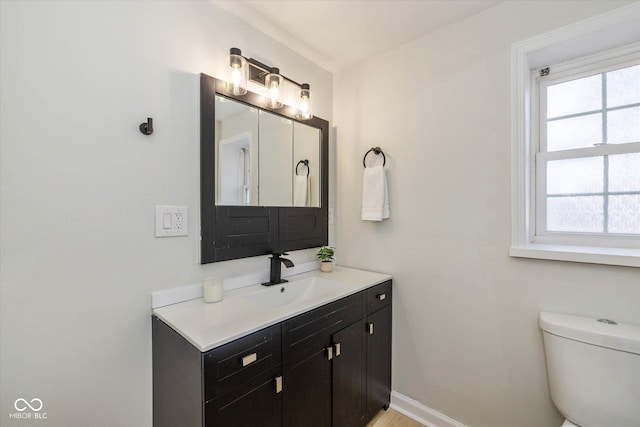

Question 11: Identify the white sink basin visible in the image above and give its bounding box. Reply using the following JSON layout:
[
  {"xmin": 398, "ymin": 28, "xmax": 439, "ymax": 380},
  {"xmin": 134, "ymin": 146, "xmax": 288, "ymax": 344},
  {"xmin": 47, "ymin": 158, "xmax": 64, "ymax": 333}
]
[{"xmin": 241, "ymin": 277, "xmax": 345, "ymax": 309}]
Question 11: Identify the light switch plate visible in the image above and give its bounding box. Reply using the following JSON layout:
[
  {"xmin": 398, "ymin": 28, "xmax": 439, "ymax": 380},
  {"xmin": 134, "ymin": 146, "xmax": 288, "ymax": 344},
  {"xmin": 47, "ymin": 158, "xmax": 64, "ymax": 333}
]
[{"xmin": 156, "ymin": 206, "xmax": 188, "ymax": 237}]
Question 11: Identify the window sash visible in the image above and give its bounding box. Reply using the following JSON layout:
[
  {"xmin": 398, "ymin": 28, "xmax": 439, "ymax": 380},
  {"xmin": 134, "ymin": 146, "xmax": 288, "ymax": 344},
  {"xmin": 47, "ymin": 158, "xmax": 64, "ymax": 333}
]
[
  {"xmin": 535, "ymin": 146, "xmax": 640, "ymax": 248},
  {"xmin": 532, "ymin": 55, "xmax": 640, "ymax": 248}
]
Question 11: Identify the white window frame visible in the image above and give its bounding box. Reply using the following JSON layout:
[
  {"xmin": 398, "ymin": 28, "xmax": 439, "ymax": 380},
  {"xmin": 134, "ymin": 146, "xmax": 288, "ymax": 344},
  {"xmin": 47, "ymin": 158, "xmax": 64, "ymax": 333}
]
[
  {"xmin": 510, "ymin": 3, "xmax": 640, "ymax": 268},
  {"xmin": 534, "ymin": 54, "xmax": 640, "ymax": 248}
]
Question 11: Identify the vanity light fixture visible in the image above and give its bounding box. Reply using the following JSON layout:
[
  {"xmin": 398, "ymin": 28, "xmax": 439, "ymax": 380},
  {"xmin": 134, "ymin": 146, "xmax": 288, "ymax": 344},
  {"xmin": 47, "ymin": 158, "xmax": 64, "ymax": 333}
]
[
  {"xmin": 228, "ymin": 48, "xmax": 248, "ymax": 95},
  {"xmin": 265, "ymin": 67, "xmax": 283, "ymax": 109},
  {"xmin": 225, "ymin": 47, "xmax": 313, "ymax": 119}
]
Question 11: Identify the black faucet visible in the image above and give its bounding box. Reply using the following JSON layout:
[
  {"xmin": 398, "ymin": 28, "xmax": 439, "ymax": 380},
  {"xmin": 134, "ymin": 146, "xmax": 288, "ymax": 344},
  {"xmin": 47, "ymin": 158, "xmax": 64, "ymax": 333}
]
[{"xmin": 262, "ymin": 252, "xmax": 295, "ymax": 286}]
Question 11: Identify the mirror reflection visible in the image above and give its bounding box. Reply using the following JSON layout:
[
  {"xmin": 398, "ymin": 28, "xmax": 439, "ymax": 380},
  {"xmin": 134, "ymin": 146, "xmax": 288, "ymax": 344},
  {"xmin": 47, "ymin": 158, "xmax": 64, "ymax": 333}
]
[{"xmin": 215, "ymin": 95, "xmax": 321, "ymax": 207}]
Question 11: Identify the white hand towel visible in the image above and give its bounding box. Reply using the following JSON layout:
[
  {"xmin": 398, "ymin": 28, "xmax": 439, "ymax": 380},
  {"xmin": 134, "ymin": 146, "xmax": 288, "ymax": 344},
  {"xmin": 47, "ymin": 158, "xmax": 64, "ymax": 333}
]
[
  {"xmin": 294, "ymin": 175, "xmax": 309, "ymax": 207},
  {"xmin": 361, "ymin": 165, "xmax": 389, "ymax": 221}
]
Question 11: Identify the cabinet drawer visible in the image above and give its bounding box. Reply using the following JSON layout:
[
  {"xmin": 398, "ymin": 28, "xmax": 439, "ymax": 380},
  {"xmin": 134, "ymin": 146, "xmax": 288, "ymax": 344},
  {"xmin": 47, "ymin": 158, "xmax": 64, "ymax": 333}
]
[
  {"xmin": 205, "ymin": 366, "xmax": 282, "ymax": 427},
  {"xmin": 204, "ymin": 324, "xmax": 281, "ymax": 401},
  {"xmin": 282, "ymin": 292, "xmax": 365, "ymax": 360},
  {"xmin": 366, "ymin": 280, "xmax": 392, "ymax": 314}
]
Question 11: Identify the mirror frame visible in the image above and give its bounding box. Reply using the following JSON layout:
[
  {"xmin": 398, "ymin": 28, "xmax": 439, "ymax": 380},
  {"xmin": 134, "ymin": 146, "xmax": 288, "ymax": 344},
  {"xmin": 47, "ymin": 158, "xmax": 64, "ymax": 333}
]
[{"xmin": 200, "ymin": 73, "xmax": 329, "ymax": 264}]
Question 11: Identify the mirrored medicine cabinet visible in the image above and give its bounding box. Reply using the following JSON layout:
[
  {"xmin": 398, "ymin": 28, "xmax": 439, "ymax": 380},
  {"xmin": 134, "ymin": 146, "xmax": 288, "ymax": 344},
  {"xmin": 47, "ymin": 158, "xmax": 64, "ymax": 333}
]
[
  {"xmin": 215, "ymin": 95, "xmax": 321, "ymax": 207},
  {"xmin": 200, "ymin": 74, "xmax": 328, "ymax": 264}
]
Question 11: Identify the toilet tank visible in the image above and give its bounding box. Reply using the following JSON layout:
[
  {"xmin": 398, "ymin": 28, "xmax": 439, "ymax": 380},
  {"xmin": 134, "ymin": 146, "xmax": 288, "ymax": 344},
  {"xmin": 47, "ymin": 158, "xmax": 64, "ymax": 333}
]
[{"xmin": 539, "ymin": 312, "xmax": 640, "ymax": 427}]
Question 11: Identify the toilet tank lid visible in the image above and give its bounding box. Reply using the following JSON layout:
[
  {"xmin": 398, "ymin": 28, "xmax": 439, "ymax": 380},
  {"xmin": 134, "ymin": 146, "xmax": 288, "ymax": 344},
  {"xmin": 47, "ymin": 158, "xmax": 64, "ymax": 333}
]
[{"xmin": 540, "ymin": 312, "xmax": 640, "ymax": 355}]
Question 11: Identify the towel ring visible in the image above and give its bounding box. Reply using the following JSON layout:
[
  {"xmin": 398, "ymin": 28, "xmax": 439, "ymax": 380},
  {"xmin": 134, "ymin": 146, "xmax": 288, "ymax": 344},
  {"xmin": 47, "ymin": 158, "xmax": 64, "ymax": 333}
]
[
  {"xmin": 296, "ymin": 159, "xmax": 309, "ymax": 176},
  {"xmin": 363, "ymin": 147, "xmax": 386, "ymax": 168}
]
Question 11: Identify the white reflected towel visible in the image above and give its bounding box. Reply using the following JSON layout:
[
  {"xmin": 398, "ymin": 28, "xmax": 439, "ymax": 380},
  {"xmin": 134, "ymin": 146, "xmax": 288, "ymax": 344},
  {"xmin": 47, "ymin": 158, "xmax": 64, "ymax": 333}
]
[
  {"xmin": 361, "ymin": 165, "xmax": 389, "ymax": 221},
  {"xmin": 294, "ymin": 175, "xmax": 310, "ymax": 207}
]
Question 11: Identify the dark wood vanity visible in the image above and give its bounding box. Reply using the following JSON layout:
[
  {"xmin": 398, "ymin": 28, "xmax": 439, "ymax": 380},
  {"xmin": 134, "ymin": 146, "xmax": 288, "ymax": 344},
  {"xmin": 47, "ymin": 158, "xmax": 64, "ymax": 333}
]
[{"xmin": 152, "ymin": 280, "xmax": 392, "ymax": 427}]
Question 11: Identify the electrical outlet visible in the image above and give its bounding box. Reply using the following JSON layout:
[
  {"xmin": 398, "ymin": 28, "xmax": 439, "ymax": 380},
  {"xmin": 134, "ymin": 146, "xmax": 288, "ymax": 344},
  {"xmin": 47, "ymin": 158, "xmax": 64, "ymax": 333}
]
[
  {"xmin": 156, "ymin": 206, "xmax": 188, "ymax": 237},
  {"xmin": 175, "ymin": 212, "xmax": 184, "ymax": 229}
]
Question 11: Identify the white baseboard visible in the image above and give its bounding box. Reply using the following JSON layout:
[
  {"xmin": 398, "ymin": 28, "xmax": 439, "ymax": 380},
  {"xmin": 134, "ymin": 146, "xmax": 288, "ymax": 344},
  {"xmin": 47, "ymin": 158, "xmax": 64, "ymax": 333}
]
[{"xmin": 390, "ymin": 391, "xmax": 469, "ymax": 427}]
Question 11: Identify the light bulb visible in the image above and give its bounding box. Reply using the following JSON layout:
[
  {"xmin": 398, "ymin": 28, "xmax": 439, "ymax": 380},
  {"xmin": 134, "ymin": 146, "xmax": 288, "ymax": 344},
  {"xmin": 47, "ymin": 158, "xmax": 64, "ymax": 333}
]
[
  {"xmin": 300, "ymin": 98, "xmax": 309, "ymax": 116},
  {"xmin": 232, "ymin": 68, "xmax": 242, "ymax": 85},
  {"xmin": 297, "ymin": 83, "xmax": 312, "ymax": 120},
  {"xmin": 265, "ymin": 68, "xmax": 283, "ymax": 109},
  {"xmin": 269, "ymin": 83, "xmax": 280, "ymax": 107}
]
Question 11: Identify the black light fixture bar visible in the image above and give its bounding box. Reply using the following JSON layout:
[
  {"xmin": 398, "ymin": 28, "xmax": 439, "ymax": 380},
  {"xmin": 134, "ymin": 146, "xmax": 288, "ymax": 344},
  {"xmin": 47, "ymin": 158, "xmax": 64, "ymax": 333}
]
[{"xmin": 245, "ymin": 57, "xmax": 303, "ymax": 88}]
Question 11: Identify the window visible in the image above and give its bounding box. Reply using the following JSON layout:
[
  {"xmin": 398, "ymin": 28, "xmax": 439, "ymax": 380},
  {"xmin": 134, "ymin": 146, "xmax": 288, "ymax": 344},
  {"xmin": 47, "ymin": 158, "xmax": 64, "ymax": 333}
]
[
  {"xmin": 535, "ymin": 59, "xmax": 640, "ymax": 248},
  {"xmin": 510, "ymin": 3, "xmax": 640, "ymax": 267}
]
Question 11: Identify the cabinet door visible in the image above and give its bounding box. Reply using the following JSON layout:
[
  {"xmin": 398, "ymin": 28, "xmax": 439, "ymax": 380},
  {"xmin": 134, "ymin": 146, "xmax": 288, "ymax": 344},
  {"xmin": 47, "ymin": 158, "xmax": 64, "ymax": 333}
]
[
  {"xmin": 282, "ymin": 347, "xmax": 332, "ymax": 427},
  {"xmin": 332, "ymin": 319, "xmax": 366, "ymax": 427},
  {"xmin": 205, "ymin": 367, "xmax": 282, "ymax": 427},
  {"xmin": 365, "ymin": 305, "xmax": 392, "ymax": 422}
]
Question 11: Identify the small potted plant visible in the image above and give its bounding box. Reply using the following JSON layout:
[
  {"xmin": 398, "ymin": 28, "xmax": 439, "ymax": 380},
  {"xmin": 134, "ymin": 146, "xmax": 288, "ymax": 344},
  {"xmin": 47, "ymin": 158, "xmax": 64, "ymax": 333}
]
[{"xmin": 317, "ymin": 246, "xmax": 335, "ymax": 272}]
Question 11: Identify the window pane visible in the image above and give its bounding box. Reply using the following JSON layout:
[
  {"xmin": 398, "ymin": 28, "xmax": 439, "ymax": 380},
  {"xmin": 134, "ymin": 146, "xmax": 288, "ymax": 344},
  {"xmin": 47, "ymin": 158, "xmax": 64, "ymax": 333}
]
[
  {"xmin": 608, "ymin": 195, "xmax": 640, "ymax": 234},
  {"xmin": 547, "ymin": 113, "xmax": 602, "ymax": 151},
  {"xmin": 547, "ymin": 196, "xmax": 603, "ymax": 232},
  {"xmin": 609, "ymin": 152, "xmax": 640, "ymax": 192},
  {"xmin": 547, "ymin": 74, "xmax": 601, "ymax": 118},
  {"xmin": 547, "ymin": 157, "xmax": 603, "ymax": 195},
  {"xmin": 607, "ymin": 106, "xmax": 640, "ymax": 144},
  {"xmin": 607, "ymin": 64, "xmax": 640, "ymax": 108}
]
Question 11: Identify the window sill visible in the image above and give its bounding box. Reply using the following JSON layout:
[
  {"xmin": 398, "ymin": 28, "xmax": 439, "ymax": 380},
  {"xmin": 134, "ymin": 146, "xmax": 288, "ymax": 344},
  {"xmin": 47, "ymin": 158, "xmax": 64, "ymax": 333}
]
[{"xmin": 509, "ymin": 244, "xmax": 640, "ymax": 268}]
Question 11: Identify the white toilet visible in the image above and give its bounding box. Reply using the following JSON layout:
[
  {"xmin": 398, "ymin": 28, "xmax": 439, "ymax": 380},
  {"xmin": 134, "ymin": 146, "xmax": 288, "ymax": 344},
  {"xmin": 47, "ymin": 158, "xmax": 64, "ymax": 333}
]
[{"xmin": 539, "ymin": 312, "xmax": 640, "ymax": 427}]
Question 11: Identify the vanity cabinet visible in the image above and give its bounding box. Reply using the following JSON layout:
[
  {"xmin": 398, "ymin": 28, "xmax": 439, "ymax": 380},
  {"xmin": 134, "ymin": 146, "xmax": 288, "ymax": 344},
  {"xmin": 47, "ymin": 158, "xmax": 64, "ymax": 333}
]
[
  {"xmin": 332, "ymin": 319, "xmax": 367, "ymax": 427},
  {"xmin": 281, "ymin": 282, "xmax": 392, "ymax": 427},
  {"xmin": 281, "ymin": 292, "xmax": 366, "ymax": 427},
  {"xmin": 282, "ymin": 318, "xmax": 368, "ymax": 427},
  {"xmin": 152, "ymin": 280, "xmax": 392, "ymax": 427},
  {"xmin": 365, "ymin": 281, "xmax": 393, "ymax": 422},
  {"xmin": 205, "ymin": 366, "xmax": 282, "ymax": 427},
  {"xmin": 202, "ymin": 324, "xmax": 282, "ymax": 427}
]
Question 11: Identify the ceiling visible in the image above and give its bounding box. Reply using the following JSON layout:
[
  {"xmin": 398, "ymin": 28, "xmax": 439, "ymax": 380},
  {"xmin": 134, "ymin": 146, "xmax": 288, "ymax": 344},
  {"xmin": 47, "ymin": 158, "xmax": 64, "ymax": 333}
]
[{"xmin": 213, "ymin": 0, "xmax": 502, "ymax": 72}]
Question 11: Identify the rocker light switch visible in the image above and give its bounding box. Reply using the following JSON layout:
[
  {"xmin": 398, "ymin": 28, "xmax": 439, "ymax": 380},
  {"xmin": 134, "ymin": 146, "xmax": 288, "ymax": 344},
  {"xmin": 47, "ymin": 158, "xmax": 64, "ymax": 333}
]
[{"xmin": 163, "ymin": 213, "xmax": 173, "ymax": 229}]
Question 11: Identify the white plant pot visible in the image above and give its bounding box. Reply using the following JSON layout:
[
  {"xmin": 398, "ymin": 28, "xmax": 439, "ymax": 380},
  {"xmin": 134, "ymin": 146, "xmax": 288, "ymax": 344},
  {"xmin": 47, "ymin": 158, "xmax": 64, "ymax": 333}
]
[{"xmin": 320, "ymin": 261, "xmax": 333, "ymax": 272}]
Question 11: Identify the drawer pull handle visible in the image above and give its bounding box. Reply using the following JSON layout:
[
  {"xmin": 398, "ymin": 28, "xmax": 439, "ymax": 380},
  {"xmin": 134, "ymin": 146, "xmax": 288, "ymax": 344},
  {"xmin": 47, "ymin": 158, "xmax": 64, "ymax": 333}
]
[
  {"xmin": 275, "ymin": 376, "xmax": 283, "ymax": 393},
  {"xmin": 335, "ymin": 342, "xmax": 341, "ymax": 357},
  {"xmin": 368, "ymin": 323, "xmax": 374, "ymax": 335},
  {"xmin": 242, "ymin": 353, "xmax": 258, "ymax": 367},
  {"xmin": 377, "ymin": 293, "xmax": 386, "ymax": 301},
  {"xmin": 326, "ymin": 346, "xmax": 333, "ymax": 361}
]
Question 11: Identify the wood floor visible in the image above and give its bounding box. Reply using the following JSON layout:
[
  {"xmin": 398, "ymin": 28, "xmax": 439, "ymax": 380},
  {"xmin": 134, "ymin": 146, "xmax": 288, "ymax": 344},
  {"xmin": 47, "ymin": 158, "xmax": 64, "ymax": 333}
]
[{"xmin": 367, "ymin": 408, "xmax": 425, "ymax": 427}]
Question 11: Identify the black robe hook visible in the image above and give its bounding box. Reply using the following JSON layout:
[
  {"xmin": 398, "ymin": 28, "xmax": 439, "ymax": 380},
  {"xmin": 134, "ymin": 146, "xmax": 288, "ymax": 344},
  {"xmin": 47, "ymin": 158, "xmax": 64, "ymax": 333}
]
[{"xmin": 139, "ymin": 117, "xmax": 153, "ymax": 135}]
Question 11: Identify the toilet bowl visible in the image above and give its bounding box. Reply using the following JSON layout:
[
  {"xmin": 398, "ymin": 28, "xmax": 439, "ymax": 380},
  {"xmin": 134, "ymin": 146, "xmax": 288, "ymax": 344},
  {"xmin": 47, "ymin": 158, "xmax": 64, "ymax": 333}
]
[{"xmin": 539, "ymin": 312, "xmax": 640, "ymax": 427}]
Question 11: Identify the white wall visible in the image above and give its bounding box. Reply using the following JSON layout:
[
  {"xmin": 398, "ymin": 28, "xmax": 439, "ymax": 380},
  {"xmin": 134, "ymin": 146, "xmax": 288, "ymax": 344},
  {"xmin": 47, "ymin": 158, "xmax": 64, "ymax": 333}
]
[
  {"xmin": 333, "ymin": 1, "xmax": 639, "ymax": 427},
  {"xmin": 0, "ymin": 1, "xmax": 332, "ymax": 426}
]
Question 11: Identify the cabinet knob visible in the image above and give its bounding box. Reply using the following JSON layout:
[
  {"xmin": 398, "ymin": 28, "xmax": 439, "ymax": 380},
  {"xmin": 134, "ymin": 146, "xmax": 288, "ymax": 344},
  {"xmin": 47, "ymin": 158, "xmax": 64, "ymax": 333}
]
[
  {"xmin": 326, "ymin": 346, "xmax": 334, "ymax": 360},
  {"xmin": 275, "ymin": 376, "xmax": 283, "ymax": 393},
  {"xmin": 334, "ymin": 342, "xmax": 341, "ymax": 357},
  {"xmin": 368, "ymin": 323, "xmax": 374, "ymax": 335},
  {"xmin": 242, "ymin": 352, "xmax": 258, "ymax": 367},
  {"xmin": 377, "ymin": 293, "xmax": 386, "ymax": 301}
]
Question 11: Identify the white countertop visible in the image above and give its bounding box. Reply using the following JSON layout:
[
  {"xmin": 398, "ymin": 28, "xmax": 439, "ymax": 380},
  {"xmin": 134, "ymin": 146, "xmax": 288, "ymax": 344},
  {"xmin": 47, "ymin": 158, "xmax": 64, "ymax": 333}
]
[{"xmin": 152, "ymin": 266, "xmax": 392, "ymax": 352}]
